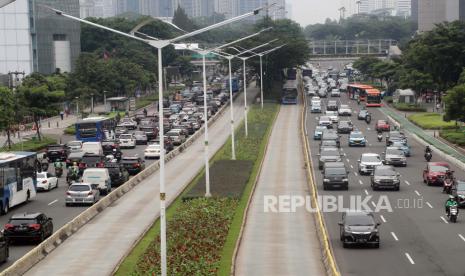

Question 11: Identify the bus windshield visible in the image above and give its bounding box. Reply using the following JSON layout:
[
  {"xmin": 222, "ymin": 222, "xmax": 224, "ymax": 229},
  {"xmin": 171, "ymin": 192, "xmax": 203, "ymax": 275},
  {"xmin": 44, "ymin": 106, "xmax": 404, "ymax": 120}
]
[{"xmin": 367, "ymin": 94, "xmax": 381, "ymax": 103}]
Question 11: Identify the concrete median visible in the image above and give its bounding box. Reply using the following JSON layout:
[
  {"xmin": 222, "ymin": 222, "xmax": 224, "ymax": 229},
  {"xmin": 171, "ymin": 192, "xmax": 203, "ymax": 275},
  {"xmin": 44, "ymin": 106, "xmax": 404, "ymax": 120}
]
[{"xmin": 1, "ymin": 94, "xmax": 234, "ymax": 276}]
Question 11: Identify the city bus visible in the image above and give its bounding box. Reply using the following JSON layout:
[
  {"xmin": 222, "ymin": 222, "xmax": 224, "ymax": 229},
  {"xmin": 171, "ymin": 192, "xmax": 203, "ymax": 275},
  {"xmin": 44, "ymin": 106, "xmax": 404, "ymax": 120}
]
[
  {"xmin": 282, "ymin": 80, "xmax": 298, "ymax": 104},
  {"xmin": 365, "ymin": 88, "xmax": 383, "ymax": 107},
  {"xmin": 347, "ymin": 84, "xmax": 374, "ymax": 101},
  {"xmin": 0, "ymin": 152, "xmax": 38, "ymax": 214},
  {"xmin": 75, "ymin": 117, "xmax": 116, "ymax": 142}
]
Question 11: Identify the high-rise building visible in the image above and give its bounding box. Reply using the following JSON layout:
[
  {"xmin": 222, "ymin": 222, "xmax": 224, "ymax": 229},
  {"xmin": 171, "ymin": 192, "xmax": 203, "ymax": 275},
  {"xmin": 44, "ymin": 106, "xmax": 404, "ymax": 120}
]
[
  {"xmin": 411, "ymin": 0, "xmax": 418, "ymax": 22},
  {"xmin": 0, "ymin": 0, "xmax": 81, "ymax": 75},
  {"xmin": 359, "ymin": 0, "xmax": 370, "ymax": 13},
  {"xmin": 172, "ymin": 0, "xmax": 214, "ymax": 18},
  {"xmin": 417, "ymin": 0, "xmax": 465, "ymax": 31},
  {"xmin": 80, "ymin": 0, "xmax": 117, "ymax": 18},
  {"xmin": 397, "ymin": 0, "xmax": 412, "ymax": 17}
]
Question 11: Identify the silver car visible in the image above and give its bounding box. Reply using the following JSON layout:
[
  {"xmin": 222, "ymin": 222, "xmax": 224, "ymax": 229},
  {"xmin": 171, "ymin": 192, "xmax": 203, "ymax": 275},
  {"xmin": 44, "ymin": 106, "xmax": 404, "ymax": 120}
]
[
  {"xmin": 358, "ymin": 153, "xmax": 383, "ymax": 175},
  {"xmin": 134, "ymin": 131, "xmax": 148, "ymax": 145},
  {"xmin": 383, "ymin": 147, "xmax": 407, "ymax": 167},
  {"xmin": 65, "ymin": 183, "xmax": 100, "ymax": 206}
]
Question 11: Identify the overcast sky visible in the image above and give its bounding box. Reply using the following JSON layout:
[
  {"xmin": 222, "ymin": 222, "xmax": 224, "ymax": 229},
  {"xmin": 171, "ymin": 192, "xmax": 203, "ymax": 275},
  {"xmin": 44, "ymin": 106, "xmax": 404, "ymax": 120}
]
[{"xmin": 288, "ymin": 0, "xmax": 355, "ymax": 27}]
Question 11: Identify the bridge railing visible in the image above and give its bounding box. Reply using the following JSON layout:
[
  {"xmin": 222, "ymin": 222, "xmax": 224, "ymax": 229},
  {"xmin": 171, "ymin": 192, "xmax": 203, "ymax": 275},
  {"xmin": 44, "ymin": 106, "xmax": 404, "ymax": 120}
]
[{"xmin": 308, "ymin": 39, "xmax": 397, "ymax": 56}]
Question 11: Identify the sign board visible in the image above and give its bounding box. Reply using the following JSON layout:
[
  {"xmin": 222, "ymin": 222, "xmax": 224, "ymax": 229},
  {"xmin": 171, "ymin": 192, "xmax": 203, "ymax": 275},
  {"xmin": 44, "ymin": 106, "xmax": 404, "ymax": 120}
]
[{"xmin": 129, "ymin": 97, "xmax": 136, "ymax": 111}]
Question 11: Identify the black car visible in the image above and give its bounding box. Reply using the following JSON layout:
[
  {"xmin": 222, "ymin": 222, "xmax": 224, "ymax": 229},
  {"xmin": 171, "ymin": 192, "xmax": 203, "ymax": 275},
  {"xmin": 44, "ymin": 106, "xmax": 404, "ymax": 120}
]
[
  {"xmin": 371, "ymin": 165, "xmax": 401, "ymax": 191},
  {"xmin": 337, "ymin": 121, "xmax": 353, "ymax": 134},
  {"xmin": 79, "ymin": 153, "xmax": 105, "ymax": 175},
  {"xmin": 121, "ymin": 156, "xmax": 146, "ymax": 175},
  {"xmin": 0, "ymin": 232, "xmax": 8, "ymax": 263},
  {"xmin": 321, "ymin": 129, "xmax": 341, "ymax": 148},
  {"xmin": 102, "ymin": 140, "xmax": 122, "ymax": 160},
  {"xmin": 46, "ymin": 144, "xmax": 67, "ymax": 162},
  {"xmin": 323, "ymin": 162, "xmax": 348, "ymax": 190},
  {"xmin": 339, "ymin": 211, "xmax": 380, "ymax": 248},
  {"xmin": 66, "ymin": 150, "xmax": 85, "ymax": 168},
  {"xmin": 326, "ymin": 100, "xmax": 338, "ymax": 111},
  {"xmin": 4, "ymin": 213, "xmax": 53, "ymax": 243},
  {"xmin": 115, "ymin": 126, "xmax": 128, "ymax": 138},
  {"xmin": 104, "ymin": 162, "xmax": 130, "ymax": 187}
]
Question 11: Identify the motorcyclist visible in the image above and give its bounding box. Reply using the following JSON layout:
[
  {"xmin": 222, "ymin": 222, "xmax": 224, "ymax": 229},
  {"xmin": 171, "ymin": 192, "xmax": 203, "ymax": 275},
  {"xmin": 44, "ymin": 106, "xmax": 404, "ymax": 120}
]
[
  {"xmin": 445, "ymin": 195, "xmax": 458, "ymax": 216},
  {"xmin": 69, "ymin": 162, "xmax": 79, "ymax": 179},
  {"xmin": 54, "ymin": 160, "xmax": 63, "ymax": 169},
  {"xmin": 377, "ymin": 130, "xmax": 383, "ymax": 142},
  {"xmin": 425, "ymin": 145, "xmax": 432, "ymax": 154}
]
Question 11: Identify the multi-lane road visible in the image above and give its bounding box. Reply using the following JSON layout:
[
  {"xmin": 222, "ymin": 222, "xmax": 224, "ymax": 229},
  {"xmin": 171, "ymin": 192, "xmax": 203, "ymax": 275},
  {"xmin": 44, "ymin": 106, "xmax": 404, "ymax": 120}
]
[{"xmin": 306, "ymin": 87, "xmax": 465, "ymax": 275}]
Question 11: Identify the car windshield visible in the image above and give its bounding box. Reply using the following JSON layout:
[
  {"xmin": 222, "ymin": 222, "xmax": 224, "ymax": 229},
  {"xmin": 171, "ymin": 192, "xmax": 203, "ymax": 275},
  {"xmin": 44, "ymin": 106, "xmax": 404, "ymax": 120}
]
[
  {"xmin": 430, "ymin": 165, "xmax": 449, "ymax": 173},
  {"xmin": 340, "ymin": 105, "xmax": 349, "ymax": 109},
  {"xmin": 316, "ymin": 126, "xmax": 326, "ymax": 132},
  {"xmin": 376, "ymin": 168, "xmax": 396, "ymax": 176},
  {"xmin": 122, "ymin": 159, "xmax": 139, "ymax": 164},
  {"xmin": 134, "ymin": 131, "xmax": 145, "ymax": 136},
  {"xmin": 320, "ymin": 116, "xmax": 330, "ymax": 121},
  {"xmin": 360, "ymin": 110, "xmax": 368, "ymax": 115},
  {"xmin": 339, "ymin": 122, "xmax": 350, "ymax": 127},
  {"xmin": 67, "ymin": 142, "xmax": 81, "ymax": 147},
  {"xmin": 48, "ymin": 145, "xmax": 63, "ymax": 150},
  {"xmin": 10, "ymin": 218, "xmax": 37, "ymax": 225},
  {"xmin": 37, "ymin": 173, "xmax": 47, "ymax": 178},
  {"xmin": 325, "ymin": 168, "xmax": 346, "ymax": 176},
  {"xmin": 386, "ymin": 148, "xmax": 403, "ymax": 155},
  {"xmin": 378, "ymin": 120, "xmax": 387, "ymax": 125},
  {"xmin": 69, "ymin": 185, "xmax": 90, "ymax": 192},
  {"xmin": 362, "ymin": 155, "xmax": 380, "ymax": 162},
  {"xmin": 120, "ymin": 134, "xmax": 133, "ymax": 139},
  {"xmin": 350, "ymin": 133, "xmax": 364, "ymax": 138},
  {"xmin": 392, "ymin": 142, "xmax": 406, "ymax": 147},
  {"xmin": 321, "ymin": 149, "xmax": 339, "ymax": 156},
  {"xmin": 346, "ymin": 214, "xmax": 374, "ymax": 226}
]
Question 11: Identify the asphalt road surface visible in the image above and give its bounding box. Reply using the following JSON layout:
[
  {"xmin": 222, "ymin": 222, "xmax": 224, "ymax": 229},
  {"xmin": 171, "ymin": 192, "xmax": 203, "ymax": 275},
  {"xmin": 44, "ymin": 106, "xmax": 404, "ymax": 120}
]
[
  {"xmin": 236, "ymin": 100, "xmax": 324, "ymax": 275},
  {"xmin": 306, "ymin": 91, "xmax": 465, "ymax": 276}
]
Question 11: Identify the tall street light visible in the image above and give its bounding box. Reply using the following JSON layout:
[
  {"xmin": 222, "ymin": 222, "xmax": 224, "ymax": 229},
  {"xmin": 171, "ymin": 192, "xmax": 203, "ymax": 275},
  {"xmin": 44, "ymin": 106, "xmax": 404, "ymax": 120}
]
[
  {"xmin": 229, "ymin": 39, "xmax": 278, "ymax": 136},
  {"xmin": 44, "ymin": 6, "xmax": 263, "ymax": 276},
  {"xmin": 173, "ymin": 29, "xmax": 270, "ymax": 195}
]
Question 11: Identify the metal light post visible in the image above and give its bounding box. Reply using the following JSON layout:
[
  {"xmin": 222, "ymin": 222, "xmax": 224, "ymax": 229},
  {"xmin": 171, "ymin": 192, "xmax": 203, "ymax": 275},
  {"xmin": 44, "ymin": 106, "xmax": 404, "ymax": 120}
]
[
  {"xmin": 45, "ymin": 6, "xmax": 263, "ymax": 276},
  {"xmin": 91, "ymin": 93, "xmax": 94, "ymax": 114},
  {"xmin": 103, "ymin": 91, "xmax": 107, "ymax": 112},
  {"xmin": 256, "ymin": 44, "xmax": 285, "ymax": 109},
  {"xmin": 75, "ymin": 97, "xmax": 79, "ymax": 121}
]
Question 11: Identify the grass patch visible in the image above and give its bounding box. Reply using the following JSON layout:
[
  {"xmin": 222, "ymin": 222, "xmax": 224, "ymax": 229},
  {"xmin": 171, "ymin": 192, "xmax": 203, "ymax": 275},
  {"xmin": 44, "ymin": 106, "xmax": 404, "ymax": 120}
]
[
  {"xmin": 115, "ymin": 103, "xmax": 279, "ymax": 276},
  {"xmin": 408, "ymin": 113, "xmax": 457, "ymax": 130},
  {"xmin": 183, "ymin": 160, "xmax": 254, "ymax": 200},
  {"xmin": 393, "ymin": 102, "xmax": 427, "ymax": 112},
  {"xmin": 440, "ymin": 129, "xmax": 465, "ymax": 145},
  {"xmin": 383, "ymin": 96, "xmax": 393, "ymax": 104},
  {"xmin": 0, "ymin": 136, "xmax": 56, "ymax": 152}
]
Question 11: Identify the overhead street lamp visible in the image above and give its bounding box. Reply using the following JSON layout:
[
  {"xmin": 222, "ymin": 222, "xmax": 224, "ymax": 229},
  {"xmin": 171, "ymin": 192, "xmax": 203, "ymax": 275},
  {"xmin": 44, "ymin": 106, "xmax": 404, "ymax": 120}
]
[
  {"xmin": 43, "ymin": 5, "xmax": 263, "ymax": 276},
  {"xmin": 173, "ymin": 28, "xmax": 270, "ymax": 194},
  {"xmin": 228, "ymin": 39, "xmax": 278, "ymax": 136}
]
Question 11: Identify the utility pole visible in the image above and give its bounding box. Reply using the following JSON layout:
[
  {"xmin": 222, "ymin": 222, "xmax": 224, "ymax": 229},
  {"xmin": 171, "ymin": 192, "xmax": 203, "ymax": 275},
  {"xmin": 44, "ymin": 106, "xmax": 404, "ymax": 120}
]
[{"xmin": 5, "ymin": 71, "xmax": 25, "ymax": 149}]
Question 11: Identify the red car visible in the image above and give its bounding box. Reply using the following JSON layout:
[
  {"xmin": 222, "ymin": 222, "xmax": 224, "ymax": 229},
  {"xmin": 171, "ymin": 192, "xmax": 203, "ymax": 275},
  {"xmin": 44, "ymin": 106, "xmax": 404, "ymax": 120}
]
[
  {"xmin": 375, "ymin": 120, "xmax": 390, "ymax": 132},
  {"xmin": 423, "ymin": 162, "xmax": 450, "ymax": 186}
]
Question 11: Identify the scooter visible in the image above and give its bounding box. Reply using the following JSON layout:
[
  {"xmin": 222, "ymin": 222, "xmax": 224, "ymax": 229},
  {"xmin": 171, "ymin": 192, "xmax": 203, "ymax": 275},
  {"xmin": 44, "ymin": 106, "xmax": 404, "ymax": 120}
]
[
  {"xmin": 66, "ymin": 172, "xmax": 79, "ymax": 185},
  {"xmin": 443, "ymin": 178, "xmax": 454, "ymax": 194},
  {"xmin": 425, "ymin": 151, "xmax": 432, "ymax": 162},
  {"xmin": 377, "ymin": 133, "xmax": 383, "ymax": 142},
  {"xmin": 448, "ymin": 205, "xmax": 459, "ymax": 223},
  {"xmin": 55, "ymin": 166, "xmax": 63, "ymax": 178}
]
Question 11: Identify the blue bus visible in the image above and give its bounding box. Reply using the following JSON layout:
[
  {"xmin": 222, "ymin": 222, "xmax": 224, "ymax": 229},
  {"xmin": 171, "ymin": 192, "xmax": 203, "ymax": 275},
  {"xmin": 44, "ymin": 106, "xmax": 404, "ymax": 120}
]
[
  {"xmin": 75, "ymin": 117, "xmax": 116, "ymax": 142},
  {"xmin": 225, "ymin": 77, "xmax": 239, "ymax": 93},
  {"xmin": 282, "ymin": 80, "xmax": 298, "ymax": 104},
  {"xmin": 0, "ymin": 152, "xmax": 38, "ymax": 214}
]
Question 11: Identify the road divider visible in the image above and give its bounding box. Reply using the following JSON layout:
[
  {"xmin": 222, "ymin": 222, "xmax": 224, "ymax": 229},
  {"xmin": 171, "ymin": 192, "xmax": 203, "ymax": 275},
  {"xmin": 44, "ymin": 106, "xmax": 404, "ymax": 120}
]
[
  {"xmin": 0, "ymin": 92, "xmax": 235, "ymax": 276},
  {"xmin": 391, "ymin": 232, "xmax": 399, "ymax": 241},
  {"xmin": 458, "ymin": 234, "xmax": 465, "ymax": 242},
  {"xmin": 301, "ymin": 93, "xmax": 340, "ymax": 276}
]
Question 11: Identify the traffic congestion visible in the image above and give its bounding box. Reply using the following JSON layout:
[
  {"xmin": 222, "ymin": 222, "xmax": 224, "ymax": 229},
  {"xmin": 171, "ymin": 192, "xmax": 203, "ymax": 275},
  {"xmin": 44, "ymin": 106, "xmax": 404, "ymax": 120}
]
[
  {"xmin": 0, "ymin": 73, "xmax": 241, "ymax": 269},
  {"xmin": 305, "ymin": 62, "xmax": 465, "ymax": 275}
]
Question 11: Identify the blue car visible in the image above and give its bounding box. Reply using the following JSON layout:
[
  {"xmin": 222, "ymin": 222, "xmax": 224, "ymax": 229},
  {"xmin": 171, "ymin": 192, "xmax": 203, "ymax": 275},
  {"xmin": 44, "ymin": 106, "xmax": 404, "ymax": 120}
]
[
  {"xmin": 348, "ymin": 131, "xmax": 366, "ymax": 147},
  {"xmin": 390, "ymin": 141, "xmax": 411, "ymax": 157},
  {"xmin": 314, "ymin": 126, "xmax": 327, "ymax": 140}
]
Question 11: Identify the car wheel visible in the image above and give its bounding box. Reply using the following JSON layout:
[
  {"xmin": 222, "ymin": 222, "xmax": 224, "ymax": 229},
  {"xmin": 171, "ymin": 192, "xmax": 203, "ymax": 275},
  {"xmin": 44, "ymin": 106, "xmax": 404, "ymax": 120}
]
[
  {"xmin": 427, "ymin": 179, "xmax": 431, "ymax": 186},
  {"xmin": 395, "ymin": 186, "xmax": 400, "ymax": 191},
  {"xmin": 342, "ymin": 241, "xmax": 348, "ymax": 248},
  {"xmin": 372, "ymin": 184, "xmax": 377, "ymax": 191},
  {"xmin": 1, "ymin": 201, "xmax": 8, "ymax": 215},
  {"xmin": 39, "ymin": 232, "xmax": 45, "ymax": 242},
  {"xmin": 65, "ymin": 203, "xmax": 70, "ymax": 207},
  {"xmin": 323, "ymin": 184, "xmax": 327, "ymax": 191},
  {"xmin": 56, "ymin": 180, "xmax": 58, "ymax": 188},
  {"xmin": 373, "ymin": 242, "xmax": 380, "ymax": 248}
]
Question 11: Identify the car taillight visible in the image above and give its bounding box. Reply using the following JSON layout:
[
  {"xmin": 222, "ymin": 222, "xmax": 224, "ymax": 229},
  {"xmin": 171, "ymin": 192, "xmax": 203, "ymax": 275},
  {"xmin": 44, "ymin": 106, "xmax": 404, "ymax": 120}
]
[
  {"xmin": 79, "ymin": 163, "xmax": 86, "ymax": 168},
  {"xmin": 133, "ymin": 163, "xmax": 140, "ymax": 168},
  {"xmin": 42, "ymin": 180, "xmax": 47, "ymax": 184},
  {"xmin": 88, "ymin": 191, "xmax": 93, "ymax": 196},
  {"xmin": 97, "ymin": 162, "xmax": 104, "ymax": 168},
  {"xmin": 29, "ymin": 224, "xmax": 41, "ymax": 230},
  {"xmin": 4, "ymin": 224, "xmax": 14, "ymax": 230}
]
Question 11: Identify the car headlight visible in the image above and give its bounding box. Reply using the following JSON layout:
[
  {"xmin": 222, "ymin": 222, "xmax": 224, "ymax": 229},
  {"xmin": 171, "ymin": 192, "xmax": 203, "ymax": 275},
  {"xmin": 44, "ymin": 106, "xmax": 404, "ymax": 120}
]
[
  {"xmin": 324, "ymin": 179, "xmax": 330, "ymax": 182},
  {"xmin": 337, "ymin": 158, "xmax": 342, "ymax": 162},
  {"xmin": 374, "ymin": 179, "xmax": 381, "ymax": 184},
  {"xmin": 394, "ymin": 179, "xmax": 400, "ymax": 183},
  {"xmin": 343, "ymin": 178, "xmax": 348, "ymax": 182}
]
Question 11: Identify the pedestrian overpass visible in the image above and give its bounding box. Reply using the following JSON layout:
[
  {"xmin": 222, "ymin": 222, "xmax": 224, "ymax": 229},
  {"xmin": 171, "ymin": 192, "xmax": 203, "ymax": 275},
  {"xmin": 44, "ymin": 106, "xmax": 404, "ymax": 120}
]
[{"xmin": 308, "ymin": 39, "xmax": 398, "ymax": 58}]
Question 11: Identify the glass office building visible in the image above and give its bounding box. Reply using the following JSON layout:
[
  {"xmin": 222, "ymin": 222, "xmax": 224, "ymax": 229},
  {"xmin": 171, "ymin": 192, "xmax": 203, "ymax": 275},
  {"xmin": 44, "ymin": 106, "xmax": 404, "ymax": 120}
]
[{"xmin": 0, "ymin": 0, "xmax": 80, "ymax": 75}]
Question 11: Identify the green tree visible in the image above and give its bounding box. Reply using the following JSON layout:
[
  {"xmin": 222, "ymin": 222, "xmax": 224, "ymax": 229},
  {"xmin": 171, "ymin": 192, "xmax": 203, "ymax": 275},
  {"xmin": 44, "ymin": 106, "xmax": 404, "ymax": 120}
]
[
  {"xmin": 444, "ymin": 84, "xmax": 465, "ymax": 124},
  {"xmin": 173, "ymin": 5, "xmax": 197, "ymax": 32},
  {"xmin": 398, "ymin": 69, "xmax": 434, "ymax": 94},
  {"xmin": 0, "ymin": 87, "xmax": 16, "ymax": 149}
]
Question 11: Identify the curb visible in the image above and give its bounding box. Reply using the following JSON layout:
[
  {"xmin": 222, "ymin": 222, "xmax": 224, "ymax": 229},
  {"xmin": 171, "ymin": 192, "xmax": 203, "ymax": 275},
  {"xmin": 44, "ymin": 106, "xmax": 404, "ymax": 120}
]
[
  {"xmin": 230, "ymin": 104, "xmax": 280, "ymax": 276},
  {"xmin": 300, "ymin": 92, "xmax": 340, "ymax": 276},
  {"xmin": 0, "ymin": 92, "xmax": 235, "ymax": 276}
]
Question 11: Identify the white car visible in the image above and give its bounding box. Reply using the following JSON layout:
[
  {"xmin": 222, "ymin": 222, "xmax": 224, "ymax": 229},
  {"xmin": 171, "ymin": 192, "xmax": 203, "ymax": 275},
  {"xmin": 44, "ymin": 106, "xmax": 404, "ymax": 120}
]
[
  {"xmin": 311, "ymin": 103, "xmax": 322, "ymax": 113},
  {"xmin": 144, "ymin": 144, "xmax": 162, "ymax": 159},
  {"xmin": 318, "ymin": 116, "xmax": 332, "ymax": 128},
  {"xmin": 330, "ymin": 89, "xmax": 341, "ymax": 97},
  {"xmin": 37, "ymin": 172, "xmax": 58, "ymax": 191},
  {"xmin": 338, "ymin": 105, "xmax": 352, "ymax": 116},
  {"xmin": 358, "ymin": 153, "xmax": 383, "ymax": 175},
  {"xmin": 66, "ymin": 140, "xmax": 82, "ymax": 151},
  {"xmin": 118, "ymin": 133, "xmax": 136, "ymax": 148},
  {"xmin": 117, "ymin": 118, "xmax": 137, "ymax": 129},
  {"xmin": 325, "ymin": 111, "xmax": 339, "ymax": 123}
]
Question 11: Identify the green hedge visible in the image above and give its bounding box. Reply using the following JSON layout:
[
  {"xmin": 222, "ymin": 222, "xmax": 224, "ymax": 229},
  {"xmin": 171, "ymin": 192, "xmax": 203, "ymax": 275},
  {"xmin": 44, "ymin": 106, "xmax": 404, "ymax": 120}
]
[
  {"xmin": 408, "ymin": 113, "xmax": 457, "ymax": 130},
  {"xmin": 440, "ymin": 129, "xmax": 465, "ymax": 145},
  {"xmin": 0, "ymin": 136, "xmax": 56, "ymax": 152},
  {"xmin": 393, "ymin": 103, "xmax": 427, "ymax": 112},
  {"xmin": 383, "ymin": 96, "xmax": 393, "ymax": 104}
]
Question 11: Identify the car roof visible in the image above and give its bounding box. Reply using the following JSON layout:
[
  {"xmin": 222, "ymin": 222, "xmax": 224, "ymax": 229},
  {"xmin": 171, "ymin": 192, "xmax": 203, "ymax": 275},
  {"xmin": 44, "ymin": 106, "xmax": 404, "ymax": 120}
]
[
  {"xmin": 10, "ymin": 213, "xmax": 42, "ymax": 219},
  {"xmin": 350, "ymin": 131, "xmax": 363, "ymax": 135},
  {"xmin": 375, "ymin": 165, "xmax": 394, "ymax": 170},
  {"xmin": 324, "ymin": 162, "xmax": 345, "ymax": 168}
]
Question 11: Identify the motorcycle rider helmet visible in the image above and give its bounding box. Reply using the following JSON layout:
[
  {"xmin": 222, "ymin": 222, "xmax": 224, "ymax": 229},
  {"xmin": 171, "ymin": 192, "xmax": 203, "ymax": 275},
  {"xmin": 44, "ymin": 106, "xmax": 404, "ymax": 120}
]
[{"xmin": 73, "ymin": 162, "xmax": 77, "ymax": 166}]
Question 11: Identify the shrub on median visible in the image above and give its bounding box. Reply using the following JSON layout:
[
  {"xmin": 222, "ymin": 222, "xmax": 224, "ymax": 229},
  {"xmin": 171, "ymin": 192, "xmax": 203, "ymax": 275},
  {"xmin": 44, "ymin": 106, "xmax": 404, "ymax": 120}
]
[
  {"xmin": 408, "ymin": 113, "xmax": 457, "ymax": 130},
  {"xmin": 440, "ymin": 129, "xmax": 465, "ymax": 146},
  {"xmin": 393, "ymin": 103, "xmax": 427, "ymax": 112}
]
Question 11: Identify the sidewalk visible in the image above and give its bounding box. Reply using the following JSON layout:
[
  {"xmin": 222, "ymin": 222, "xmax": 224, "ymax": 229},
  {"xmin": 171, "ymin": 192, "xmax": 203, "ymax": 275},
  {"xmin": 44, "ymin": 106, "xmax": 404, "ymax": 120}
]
[{"xmin": 380, "ymin": 105, "xmax": 465, "ymax": 164}]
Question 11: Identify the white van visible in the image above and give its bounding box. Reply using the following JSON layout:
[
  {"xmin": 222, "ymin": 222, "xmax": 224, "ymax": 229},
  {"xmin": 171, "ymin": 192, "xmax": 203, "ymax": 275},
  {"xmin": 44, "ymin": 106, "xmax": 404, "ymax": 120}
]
[
  {"xmin": 81, "ymin": 142, "xmax": 103, "ymax": 156},
  {"xmin": 82, "ymin": 168, "xmax": 111, "ymax": 195}
]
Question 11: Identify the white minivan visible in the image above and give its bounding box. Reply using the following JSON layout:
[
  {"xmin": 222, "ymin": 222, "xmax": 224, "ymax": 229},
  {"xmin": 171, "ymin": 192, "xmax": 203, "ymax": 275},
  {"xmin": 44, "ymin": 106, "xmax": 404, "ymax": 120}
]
[
  {"xmin": 81, "ymin": 142, "xmax": 103, "ymax": 156},
  {"xmin": 82, "ymin": 168, "xmax": 112, "ymax": 195}
]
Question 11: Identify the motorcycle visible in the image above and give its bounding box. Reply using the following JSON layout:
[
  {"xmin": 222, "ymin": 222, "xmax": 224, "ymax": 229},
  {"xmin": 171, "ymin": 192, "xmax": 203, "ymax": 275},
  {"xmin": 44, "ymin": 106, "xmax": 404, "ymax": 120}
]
[
  {"xmin": 448, "ymin": 205, "xmax": 459, "ymax": 223},
  {"xmin": 55, "ymin": 167, "xmax": 63, "ymax": 178},
  {"xmin": 365, "ymin": 114, "xmax": 371, "ymax": 124},
  {"xmin": 66, "ymin": 171, "xmax": 79, "ymax": 185},
  {"xmin": 377, "ymin": 133, "xmax": 383, "ymax": 142},
  {"xmin": 443, "ymin": 178, "xmax": 454, "ymax": 194},
  {"xmin": 425, "ymin": 151, "xmax": 432, "ymax": 162}
]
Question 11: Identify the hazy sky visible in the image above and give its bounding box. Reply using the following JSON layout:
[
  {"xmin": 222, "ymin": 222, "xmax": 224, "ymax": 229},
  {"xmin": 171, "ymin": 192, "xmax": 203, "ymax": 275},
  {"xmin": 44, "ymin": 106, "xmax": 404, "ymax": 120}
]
[{"xmin": 288, "ymin": 0, "xmax": 356, "ymax": 27}]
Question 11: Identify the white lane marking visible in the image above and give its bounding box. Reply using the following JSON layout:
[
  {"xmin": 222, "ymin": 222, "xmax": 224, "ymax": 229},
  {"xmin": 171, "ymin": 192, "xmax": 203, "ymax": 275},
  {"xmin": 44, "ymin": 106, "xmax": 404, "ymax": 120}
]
[
  {"xmin": 48, "ymin": 199, "xmax": 58, "ymax": 206},
  {"xmin": 440, "ymin": 216, "xmax": 449, "ymax": 224},
  {"xmin": 364, "ymin": 189, "xmax": 369, "ymax": 196},
  {"xmin": 414, "ymin": 190, "xmax": 421, "ymax": 197},
  {"xmin": 354, "ymin": 172, "xmax": 358, "ymax": 176},
  {"xmin": 359, "ymin": 179, "xmax": 363, "ymax": 185},
  {"xmin": 369, "ymin": 144, "xmax": 372, "ymax": 147},
  {"xmin": 350, "ymin": 164, "xmax": 354, "ymax": 169},
  {"xmin": 459, "ymin": 234, "xmax": 465, "ymax": 242},
  {"xmin": 405, "ymin": 180, "xmax": 411, "ymax": 186},
  {"xmin": 405, "ymin": 253, "xmax": 415, "ymax": 265},
  {"xmin": 371, "ymin": 201, "xmax": 376, "ymax": 208},
  {"xmin": 426, "ymin": 202, "xmax": 433, "ymax": 209},
  {"xmin": 367, "ymin": 127, "xmax": 371, "ymax": 131},
  {"xmin": 391, "ymin": 232, "xmax": 399, "ymax": 241},
  {"xmin": 346, "ymin": 158, "xmax": 350, "ymax": 162},
  {"xmin": 380, "ymin": 215, "xmax": 387, "ymax": 223}
]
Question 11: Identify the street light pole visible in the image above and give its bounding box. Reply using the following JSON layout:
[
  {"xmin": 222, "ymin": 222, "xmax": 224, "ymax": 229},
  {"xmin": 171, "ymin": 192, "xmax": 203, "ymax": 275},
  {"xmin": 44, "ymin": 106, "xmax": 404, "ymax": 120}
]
[
  {"xmin": 45, "ymin": 6, "xmax": 264, "ymax": 276},
  {"xmin": 202, "ymin": 53, "xmax": 211, "ymax": 197},
  {"xmin": 75, "ymin": 97, "xmax": 79, "ymax": 121},
  {"xmin": 91, "ymin": 93, "xmax": 94, "ymax": 114},
  {"xmin": 103, "ymin": 91, "xmax": 107, "ymax": 112},
  {"xmin": 241, "ymin": 58, "xmax": 249, "ymax": 137}
]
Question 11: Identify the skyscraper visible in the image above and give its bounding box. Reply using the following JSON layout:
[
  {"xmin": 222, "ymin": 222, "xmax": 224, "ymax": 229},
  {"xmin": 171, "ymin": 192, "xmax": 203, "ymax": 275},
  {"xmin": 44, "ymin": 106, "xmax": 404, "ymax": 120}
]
[{"xmin": 397, "ymin": 0, "xmax": 412, "ymax": 17}]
